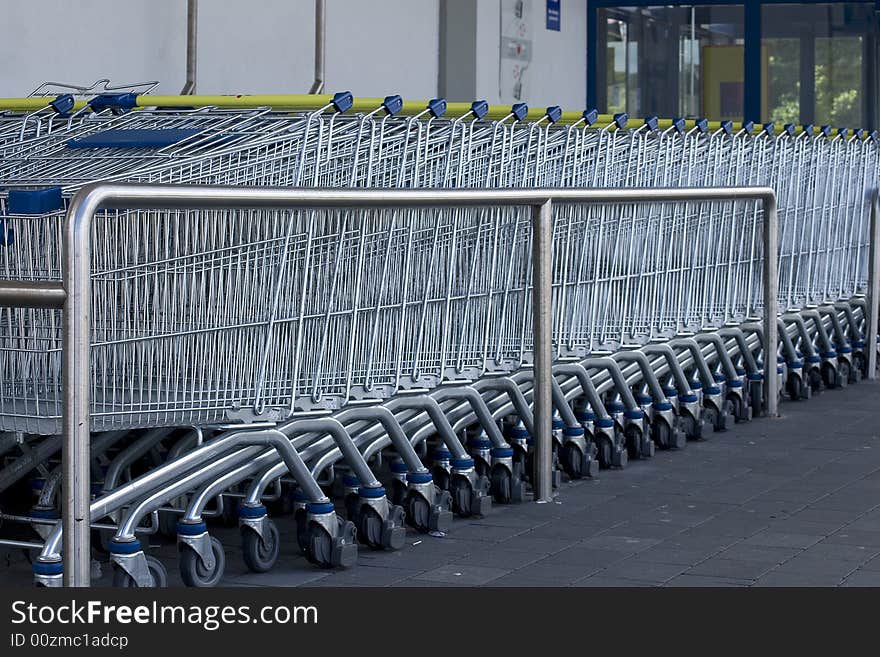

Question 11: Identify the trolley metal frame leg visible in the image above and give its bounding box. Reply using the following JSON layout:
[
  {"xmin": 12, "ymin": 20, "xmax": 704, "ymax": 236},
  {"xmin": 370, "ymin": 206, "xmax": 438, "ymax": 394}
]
[{"xmin": 0, "ymin": 183, "xmax": 778, "ymax": 586}]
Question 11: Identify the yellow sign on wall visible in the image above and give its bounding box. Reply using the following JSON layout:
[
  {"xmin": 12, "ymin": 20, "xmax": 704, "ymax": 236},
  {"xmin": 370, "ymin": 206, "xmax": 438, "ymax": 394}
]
[{"xmin": 702, "ymin": 45, "xmax": 768, "ymax": 120}]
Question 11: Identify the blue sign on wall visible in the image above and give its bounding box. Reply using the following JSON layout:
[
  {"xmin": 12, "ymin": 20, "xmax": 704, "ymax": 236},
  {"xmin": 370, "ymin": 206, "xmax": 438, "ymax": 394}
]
[{"xmin": 547, "ymin": 0, "xmax": 561, "ymax": 31}]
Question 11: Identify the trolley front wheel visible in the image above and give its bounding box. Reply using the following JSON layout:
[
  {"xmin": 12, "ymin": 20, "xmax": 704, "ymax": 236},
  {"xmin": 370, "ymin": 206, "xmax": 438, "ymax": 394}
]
[
  {"xmin": 241, "ymin": 521, "xmax": 281, "ymax": 574},
  {"xmin": 180, "ymin": 536, "xmax": 226, "ymax": 587}
]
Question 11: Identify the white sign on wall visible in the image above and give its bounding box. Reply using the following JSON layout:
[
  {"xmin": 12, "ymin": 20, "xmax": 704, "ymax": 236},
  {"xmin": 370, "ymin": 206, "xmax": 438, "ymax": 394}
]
[{"xmin": 499, "ymin": 0, "xmax": 532, "ymax": 102}]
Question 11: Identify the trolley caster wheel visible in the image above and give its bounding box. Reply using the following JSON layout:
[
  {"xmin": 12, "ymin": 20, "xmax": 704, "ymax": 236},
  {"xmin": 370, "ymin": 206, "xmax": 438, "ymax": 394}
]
[
  {"xmin": 729, "ymin": 395, "xmax": 751, "ymax": 423},
  {"xmin": 305, "ymin": 517, "xmax": 357, "ymax": 569},
  {"xmin": 179, "ymin": 536, "xmax": 226, "ymax": 587},
  {"xmin": 241, "ymin": 521, "xmax": 281, "ymax": 573},
  {"xmin": 355, "ymin": 506, "xmax": 406, "ymax": 551},
  {"xmin": 450, "ymin": 476, "xmax": 491, "ymax": 517},
  {"xmin": 749, "ymin": 384, "xmax": 764, "ymax": 416},
  {"xmin": 681, "ymin": 414, "xmax": 704, "ymax": 440},
  {"xmin": 112, "ymin": 555, "xmax": 167, "ymax": 588},
  {"xmin": 787, "ymin": 374, "xmax": 806, "ymax": 401},
  {"xmin": 821, "ymin": 363, "xmax": 840, "ymax": 389},
  {"xmin": 808, "ymin": 368, "xmax": 823, "ymax": 393},
  {"xmin": 559, "ymin": 442, "xmax": 587, "ymax": 479},
  {"xmin": 624, "ymin": 426, "xmax": 643, "ymax": 459},
  {"xmin": 405, "ymin": 492, "xmax": 452, "ymax": 533},
  {"xmin": 490, "ymin": 465, "xmax": 524, "ymax": 503},
  {"xmin": 595, "ymin": 437, "xmax": 612, "ymax": 469},
  {"xmin": 652, "ymin": 421, "xmax": 673, "ymax": 449},
  {"xmin": 837, "ymin": 361, "xmax": 852, "ymax": 387},
  {"xmin": 295, "ymin": 508, "xmax": 309, "ymax": 555},
  {"xmin": 853, "ymin": 353, "xmax": 867, "ymax": 378}
]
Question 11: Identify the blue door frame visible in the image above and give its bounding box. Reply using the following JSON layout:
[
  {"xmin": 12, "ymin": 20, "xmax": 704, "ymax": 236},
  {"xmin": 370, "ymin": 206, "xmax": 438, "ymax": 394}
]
[{"xmin": 587, "ymin": 0, "xmax": 879, "ymax": 125}]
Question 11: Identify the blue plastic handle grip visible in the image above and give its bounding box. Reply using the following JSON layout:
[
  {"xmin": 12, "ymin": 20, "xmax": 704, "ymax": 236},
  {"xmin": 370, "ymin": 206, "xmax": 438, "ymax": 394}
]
[
  {"xmin": 50, "ymin": 94, "xmax": 75, "ymax": 115},
  {"xmin": 582, "ymin": 108, "xmax": 599, "ymax": 125},
  {"xmin": 613, "ymin": 113, "xmax": 628, "ymax": 129},
  {"xmin": 331, "ymin": 91, "xmax": 354, "ymax": 113},
  {"xmin": 382, "ymin": 95, "xmax": 403, "ymax": 116},
  {"xmin": 763, "ymin": 122, "xmax": 775, "ymax": 134},
  {"xmin": 644, "ymin": 116, "xmax": 658, "ymax": 131},
  {"xmin": 428, "ymin": 98, "xmax": 447, "ymax": 118},
  {"xmin": 672, "ymin": 117, "xmax": 686, "ymax": 134},
  {"xmin": 720, "ymin": 120, "xmax": 733, "ymax": 135},
  {"xmin": 512, "ymin": 103, "xmax": 528, "ymax": 121},
  {"xmin": 470, "ymin": 100, "xmax": 489, "ymax": 119},
  {"xmin": 695, "ymin": 118, "xmax": 708, "ymax": 133},
  {"xmin": 742, "ymin": 120, "xmax": 755, "ymax": 134},
  {"xmin": 88, "ymin": 93, "xmax": 139, "ymax": 113},
  {"xmin": 545, "ymin": 106, "xmax": 562, "ymax": 123}
]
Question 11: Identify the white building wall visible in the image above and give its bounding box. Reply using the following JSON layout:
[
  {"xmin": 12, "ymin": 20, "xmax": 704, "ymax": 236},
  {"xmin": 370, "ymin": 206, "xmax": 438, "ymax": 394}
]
[{"xmin": 0, "ymin": 0, "xmax": 585, "ymax": 109}]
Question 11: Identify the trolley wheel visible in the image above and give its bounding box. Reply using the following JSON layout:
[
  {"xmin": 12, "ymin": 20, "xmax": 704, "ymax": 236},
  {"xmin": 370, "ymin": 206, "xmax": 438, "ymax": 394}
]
[
  {"xmin": 355, "ymin": 506, "xmax": 387, "ymax": 550},
  {"xmin": 490, "ymin": 465, "xmax": 513, "ymax": 503},
  {"xmin": 595, "ymin": 437, "xmax": 613, "ymax": 469},
  {"xmin": 404, "ymin": 492, "xmax": 432, "ymax": 532},
  {"xmin": 821, "ymin": 362, "xmax": 839, "ymax": 388},
  {"xmin": 179, "ymin": 536, "xmax": 226, "ymax": 588},
  {"xmin": 241, "ymin": 521, "xmax": 281, "ymax": 573},
  {"xmin": 559, "ymin": 442, "xmax": 585, "ymax": 479},
  {"xmin": 304, "ymin": 522, "xmax": 336, "ymax": 568},
  {"xmin": 652, "ymin": 421, "xmax": 671, "ymax": 449},
  {"xmin": 112, "ymin": 555, "xmax": 167, "ymax": 588},
  {"xmin": 837, "ymin": 360, "xmax": 852, "ymax": 386},
  {"xmin": 808, "ymin": 368, "xmax": 823, "ymax": 393},
  {"xmin": 853, "ymin": 352, "xmax": 867, "ymax": 378},
  {"xmin": 294, "ymin": 508, "xmax": 309, "ymax": 554},
  {"xmin": 432, "ymin": 467, "xmax": 451, "ymax": 492},
  {"xmin": 450, "ymin": 475, "xmax": 475, "ymax": 517},
  {"xmin": 787, "ymin": 374, "xmax": 805, "ymax": 401},
  {"xmin": 624, "ymin": 426, "xmax": 643, "ymax": 459}
]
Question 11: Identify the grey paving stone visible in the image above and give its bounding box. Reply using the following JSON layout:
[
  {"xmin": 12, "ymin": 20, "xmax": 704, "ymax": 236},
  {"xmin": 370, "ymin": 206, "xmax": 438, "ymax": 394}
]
[
  {"xmin": 840, "ymin": 570, "xmax": 880, "ymax": 587},
  {"xmin": 546, "ymin": 546, "xmax": 633, "ymax": 568},
  {"xmin": 499, "ymin": 534, "xmax": 581, "ymax": 554},
  {"xmin": 743, "ymin": 531, "xmax": 824, "ymax": 549},
  {"xmin": 800, "ymin": 541, "xmax": 880, "ymax": 563},
  {"xmin": 715, "ymin": 543, "xmax": 800, "ymax": 564},
  {"xmin": 453, "ymin": 548, "xmax": 545, "ymax": 570},
  {"xmin": 570, "ymin": 575, "xmax": 656, "ymax": 587},
  {"xmin": 595, "ymin": 558, "xmax": 688, "ymax": 583},
  {"xmin": 824, "ymin": 529, "xmax": 880, "ymax": 548},
  {"xmin": 753, "ymin": 571, "xmax": 844, "ymax": 587},
  {"xmin": 579, "ymin": 534, "xmax": 661, "ymax": 553},
  {"xmin": 513, "ymin": 560, "xmax": 602, "ymax": 584},
  {"xmin": 664, "ymin": 574, "xmax": 751, "ymax": 587},
  {"xmin": 411, "ymin": 564, "xmax": 509, "ymax": 585},
  {"xmin": 484, "ymin": 575, "xmax": 563, "ymax": 587},
  {"xmin": 770, "ymin": 556, "xmax": 860, "ymax": 579},
  {"xmin": 686, "ymin": 558, "xmax": 777, "ymax": 580}
]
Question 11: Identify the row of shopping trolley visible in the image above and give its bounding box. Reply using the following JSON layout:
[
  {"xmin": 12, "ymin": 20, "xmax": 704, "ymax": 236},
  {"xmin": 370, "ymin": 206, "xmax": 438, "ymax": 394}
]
[{"xmin": 0, "ymin": 87, "xmax": 876, "ymax": 586}]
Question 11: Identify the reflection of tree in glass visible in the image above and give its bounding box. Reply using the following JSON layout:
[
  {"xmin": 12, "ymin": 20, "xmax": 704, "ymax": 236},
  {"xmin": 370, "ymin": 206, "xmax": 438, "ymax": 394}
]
[{"xmin": 767, "ymin": 37, "xmax": 862, "ymax": 127}]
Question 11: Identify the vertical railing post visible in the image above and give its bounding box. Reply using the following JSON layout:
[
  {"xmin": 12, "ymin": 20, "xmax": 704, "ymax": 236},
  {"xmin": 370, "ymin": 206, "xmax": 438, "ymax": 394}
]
[
  {"xmin": 763, "ymin": 192, "xmax": 779, "ymax": 417},
  {"xmin": 62, "ymin": 197, "xmax": 95, "ymax": 587},
  {"xmin": 180, "ymin": 0, "xmax": 198, "ymax": 95},
  {"xmin": 867, "ymin": 188, "xmax": 880, "ymax": 380},
  {"xmin": 531, "ymin": 199, "xmax": 554, "ymax": 502}
]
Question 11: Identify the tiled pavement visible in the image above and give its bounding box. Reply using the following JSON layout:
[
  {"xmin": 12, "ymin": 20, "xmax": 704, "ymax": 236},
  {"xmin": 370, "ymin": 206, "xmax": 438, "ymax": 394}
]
[{"xmin": 3, "ymin": 379, "xmax": 880, "ymax": 587}]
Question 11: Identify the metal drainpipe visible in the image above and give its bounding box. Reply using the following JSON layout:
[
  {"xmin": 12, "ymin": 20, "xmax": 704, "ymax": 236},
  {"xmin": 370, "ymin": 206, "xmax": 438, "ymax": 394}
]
[
  {"xmin": 180, "ymin": 0, "xmax": 198, "ymax": 95},
  {"xmin": 309, "ymin": 0, "xmax": 326, "ymax": 94}
]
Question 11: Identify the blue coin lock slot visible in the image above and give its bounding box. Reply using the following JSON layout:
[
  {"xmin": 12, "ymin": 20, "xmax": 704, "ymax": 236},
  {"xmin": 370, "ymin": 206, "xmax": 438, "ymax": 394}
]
[
  {"xmin": 672, "ymin": 117, "xmax": 686, "ymax": 134},
  {"xmin": 838, "ymin": 128, "xmax": 848, "ymax": 138},
  {"xmin": 855, "ymin": 128, "xmax": 865, "ymax": 139},
  {"xmin": 763, "ymin": 122, "xmax": 775, "ymax": 135},
  {"xmin": 742, "ymin": 120, "xmax": 755, "ymax": 134},
  {"xmin": 382, "ymin": 95, "xmax": 403, "ymax": 116},
  {"xmin": 782, "ymin": 123, "xmax": 796, "ymax": 136},
  {"xmin": 545, "ymin": 106, "xmax": 562, "ymax": 123},
  {"xmin": 50, "ymin": 94, "xmax": 75, "ymax": 115},
  {"xmin": 720, "ymin": 120, "xmax": 733, "ymax": 135},
  {"xmin": 802, "ymin": 124, "xmax": 813, "ymax": 135},
  {"xmin": 613, "ymin": 113, "xmax": 628, "ymax": 129},
  {"xmin": 331, "ymin": 91, "xmax": 354, "ymax": 113},
  {"xmin": 512, "ymin": 103, "xmax": 529, "ymax": 121},
  {"xmin": 644, "ymin": 116, "xmax": 659, "ymax": 132},
  {"xmin": 695, "ymin": 118, "xmax": 708, "ymax": 134},
  {"xmin": 428, "ymin": 98, "xmax": 447, "ymax": 118},
  {"xmin": 582, "ymin": 108, "xmax": 599, "ymax": 126},
  {"xmin": 820, "ymin": 125, "xmax": 832, "ymax": 137},
  {"xmin": 471, "ymin": 100, "xmax": 489, "ymax": 119},
  {"xmin": 67, "ymin": 128, "xmax": 203, "ymax": 149},
  {"xmin": 8, "ymin": 187, "xmax": 64, "ymax": 214},
  {"xmin": 88, "ymin": 93, "xmax": 138, "ymax": 114}
]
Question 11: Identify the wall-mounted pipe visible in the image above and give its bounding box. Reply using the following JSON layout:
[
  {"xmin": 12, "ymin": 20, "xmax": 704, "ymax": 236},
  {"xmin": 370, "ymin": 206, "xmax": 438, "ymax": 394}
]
[
  {"xmin": 309, "ymin": 0, "xmax": 326, "ymax": 94},
  {"xmin": 180, "ymin": 0, "xmax": 198, "ymax": 95}
]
